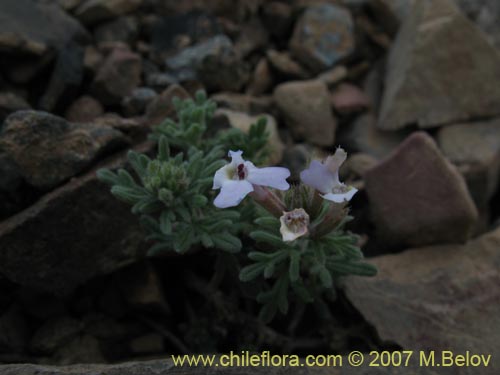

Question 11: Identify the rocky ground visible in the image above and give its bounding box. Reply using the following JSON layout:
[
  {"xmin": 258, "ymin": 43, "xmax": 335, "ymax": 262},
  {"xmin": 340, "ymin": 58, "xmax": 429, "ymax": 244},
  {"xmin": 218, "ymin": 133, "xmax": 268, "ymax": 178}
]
[{"xmin": 0, "ymin": 0, "xmax": 499, "ymax": 373}]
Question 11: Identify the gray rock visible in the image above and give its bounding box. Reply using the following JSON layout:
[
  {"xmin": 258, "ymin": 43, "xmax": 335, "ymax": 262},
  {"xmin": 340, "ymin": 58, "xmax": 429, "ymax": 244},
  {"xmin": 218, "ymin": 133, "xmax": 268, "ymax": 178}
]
[
  {"xmin": 0, "ymin": 305, "xmax": 28, "ymax": 354},
  {"xmin": 289, "ymin": 3, "xmax": 355, "ymax": 73},
  {"xmin": 364, "ymin": 132, "xmax": 478, "ymax": 248},
  {"xmin": 378, "ymin": 0, "xmax": 500, "ymax": 130},
  {"xmin": 0, "ymin": 110, "xmax": 127, "ymax": 190},
  {"xmin": 454, "ymin": 0, "xmax": 500, "ymax": 49},
  {"xmin": 344, "ymin": 227, "xmax": 500, "ymax": 372},
  {"xmin": 274, "ymin": 80, "xmax": 337, "ymax": 146},
  {"xmin": 0, "ymin": 142, "xmax": 152, "ymax": 296},
  {"xmin": 122, "ymin": 87, "xmax": 158, "ymax": 117},
  {"xmin": 165, "ymin": 34, "xmax": 232, "ymax": 80},
  {"xmin": 75, "ymin": 0, "xmax": 142, "ymax": 26},
  {"xmin": 39, "ymin": 42, "xmax": 84, "ymax": 112},
  {"xmin": 0, "ymin": 0, "xmax": 89, "ymax": 56},
  {"xmin": 92, "ymin": 46, "xmax": 142, "ymax": 106}
]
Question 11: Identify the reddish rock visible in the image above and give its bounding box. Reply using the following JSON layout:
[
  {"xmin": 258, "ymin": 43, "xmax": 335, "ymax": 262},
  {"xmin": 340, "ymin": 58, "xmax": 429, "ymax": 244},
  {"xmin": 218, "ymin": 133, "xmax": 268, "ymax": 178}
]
[
  {"xmin": 65, "ymin": 95, "xmax": 104, "ymax": 123},
  {"xmin": 364, "ymin": 132, "xmax": 478, "ymax": 247},
  {"xmin": 274, "ymin": 80, "xmax": 337, "ymax": 146},
  {"xmin": 91, "ymin": 46, "xmax": 142, "ymax": 106},
  {"xmin": 330, "ymin": 83, "xmax": 371, "ymax": 115}
]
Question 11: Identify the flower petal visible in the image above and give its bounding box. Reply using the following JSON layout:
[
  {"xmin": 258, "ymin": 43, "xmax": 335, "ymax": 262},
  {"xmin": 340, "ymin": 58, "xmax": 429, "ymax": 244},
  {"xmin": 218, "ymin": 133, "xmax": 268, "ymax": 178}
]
[
  {"xmin": 321, "ymin": 187, "xmax": 358, "ymax": 203},
  {"xmin": 214, "ymin": 180, "xmax": 254, "ymax": 208},
  {"xmin": 213, "ymin": 164, "xmax": 234, "ymax": 189},
  {"xmin": 247, "ymin": 166, "xmax": 290, "ymax": 190},
  {"xmin": 300, "ymin": 160, "xmax": 336, "ymax": 194},
  {"xmin": 228, "ymin": 150, "xmax": 244, "ymax": 166}
]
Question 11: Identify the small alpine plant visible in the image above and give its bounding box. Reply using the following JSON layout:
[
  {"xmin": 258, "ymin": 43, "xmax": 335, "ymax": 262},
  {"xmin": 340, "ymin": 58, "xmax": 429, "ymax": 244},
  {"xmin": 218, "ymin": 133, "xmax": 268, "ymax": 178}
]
[{"xmin": 98, "ymin": 91, "xmax": 376, "ymax": 322}]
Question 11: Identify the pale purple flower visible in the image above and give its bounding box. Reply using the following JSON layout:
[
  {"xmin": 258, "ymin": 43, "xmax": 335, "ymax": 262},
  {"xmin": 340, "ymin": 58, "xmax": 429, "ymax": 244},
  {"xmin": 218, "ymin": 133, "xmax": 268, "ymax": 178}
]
[
  {"xmin": 280, "ymin": 208, "xmax": 310, "ymax": 242},
  {"xmin": 213, "ymin": 150, "xmax": 290, "ymax": 208},
  {"xmin": 300, "ymin": 148, "xmax": 357, "ymax": 203}
]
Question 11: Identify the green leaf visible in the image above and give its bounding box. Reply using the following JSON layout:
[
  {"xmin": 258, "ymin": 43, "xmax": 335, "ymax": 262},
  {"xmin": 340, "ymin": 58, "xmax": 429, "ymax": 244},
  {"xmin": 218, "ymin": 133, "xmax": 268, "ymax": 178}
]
[
  {"xmin": 250, "ymin": 231, "xmax": 285, "ymax": 248},
  {"xmin": 254, "ymin": 216, "xmax": 280, "ymax": 228},
  {"xmin": 212, "ymin": 233, "xmax": 242, "ymax": 253},
  {"xmin": 158, "ymin": 136, "xmax": 170, "ymax": 161},
  {"xmin": 318, "ymin": 267, "xmax": 333, "ymax": 288},
  {"xmin": 291, "ymin": 282, "xmax": 314, "ymax": 303},
  {"xmin": 263, "ymin": 263, "xmax": 275, "ymax": 279},
  {"xmin": 96, "ymin": 168, "xmax": 119, "ymax": 185},
  {"xmin": 289, "ymin": 251, "xmax": 301, "ymax": 282},
  {"xmin": 327, "ymin": 261, "xmax": 378, "ymax": 277},
  {"xmin": 239, "ymin": 263, "xmax": 267, "ymax": 282},
  {"xmin": 159, "ymin": 211, "xmax": 172, "ymax": 235},
  {"xmin": 191, "ymin": 194, "xmax": 208, "ymax": 207}
]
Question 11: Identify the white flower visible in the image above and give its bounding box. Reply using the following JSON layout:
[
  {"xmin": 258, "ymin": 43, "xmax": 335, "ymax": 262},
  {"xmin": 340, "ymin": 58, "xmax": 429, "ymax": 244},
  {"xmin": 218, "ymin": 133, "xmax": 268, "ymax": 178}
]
[
  {"xmin": 280, "ymin": 208, "xmax": 310, "ymax": 242},
  {"xmin": 213, "ymin": 150, "xmax": 290, "ymax": 208},
  {"xmin": 300, "ymin": 148, "xmax": 357, "ymax": 203}
]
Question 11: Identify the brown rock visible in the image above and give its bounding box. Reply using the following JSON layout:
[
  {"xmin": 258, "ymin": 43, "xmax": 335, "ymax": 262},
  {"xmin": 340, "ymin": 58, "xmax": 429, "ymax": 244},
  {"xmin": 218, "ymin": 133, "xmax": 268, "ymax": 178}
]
[
  {"xmin": 437, "ymin": 118, "xmax": 500, "ymax": 209},
  {"xmin": 65, "ymin": 95, "xmax": 104, "ymax": 123},
  {"xmin": 145, "ymin": 84, "xmax": 190, "ymax": 126},
  {"xmin": 261, "ymin": 1, "xmax": 293, "ymax": 40},
  {"xmin": 118, "ymin": 262, "xmax": 169, "ymax": 313},
  {"xmin": 344, "ymin": 227, "xmax": 500, "ymax": 372},
  {"xmin": 215, "ymin": 109, "xmax": 285, "ymax": 164},
  {"xmin": 0, "ymin": 142, "xmax": 153, "ymax": 296},
  {"xmin": 316, "ymin": 65, "xmax": 348, "ymax": 87},
  {"xmin": 266, "ymin": 50, "xmax": 309, "ymax": 79},
  {"xmin": 246, "ymin": 58, "xmax": 273, "ymax": 96},
  {"xmin": 289, "ymin": 3, "xmax": 355, "ymax": 73},
  {"xmin": 274, "ymin": 80, "xmax": 337, "ymax": 146},
  {"xmin": 211, "ymin": 92, "xmax": 274, "ymax": 115},
  {"xmin": 0, "ymin": 110, "xmax": 127, "ymax": 190},
  {"xmin": 53, "ymin": 334, "xmax": 105, "ymax": 365},
  {"xmin": 330, "ymin": 83, "xmax": 371, "ymax": 115},
  {"xmin": 364, "ymin": 132, "xmax": 478, "ymax": 247},
  {"xmin": 92, "ymin": 46, "xmax": 142, "ymax": 106},
  {"xmin": 129, "ymin": 333, "xmax": 165, "ymax": 354},
  {"xmin": 378, "ymin": 0, "xmax": 500, "ymax": 130}
]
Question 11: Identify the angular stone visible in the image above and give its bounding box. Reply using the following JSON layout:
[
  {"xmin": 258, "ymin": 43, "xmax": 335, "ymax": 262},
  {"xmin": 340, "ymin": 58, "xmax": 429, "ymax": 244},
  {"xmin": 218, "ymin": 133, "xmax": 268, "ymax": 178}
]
[
  {"xmin": 364, "ymin": 132, "xmax": 478, "ymax": 247},
  {"xmin": 437, "ymin": 118, "xmax": 500, "ymax": 208},
  {"xmin": 65, "ymin": 95, "xmax": 104, "ymax": 123},
  {"xmin": 274, "ymin": 80, "xmax": 336, "ymax": 146},
  {"xmin": 0, "ymin": 0, "xmax": 89, "ymax": 56},
  {"xmin": 344, "ymin": 227, "xmax": 500, "ymax": 371},
  {"xmin": 378, "ymin": 0, "xmax": 500, "ymax": 130},
  {"xmin": 75, "ymin": 0, "xmax": 142, "ymax": 26},
  {"xmin": 0, "ymin": 110, "xmax": 127, "ymax": 190},
  {"xmin": 211, "ymin": 93, "xmax": 274, "ymax": 115},
  {"xmin": 289, "ymin": 3, "xmax": 355, "ymax": 73},
  {"xmin": 0, "ymin": 143, "xmax": 153, "ymax": 296},
  {"xmin": 455, "ymin": 0, "xmax": 500, "ymax": 49},
  {"xmin": 92, "ymin": 46, "xmax": 142, "ymax": 106},
  {"xmin": 214, "ymin": 109, "xmax": 285, "ymax": 164}
]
